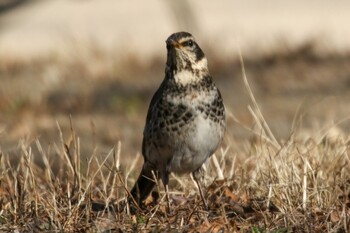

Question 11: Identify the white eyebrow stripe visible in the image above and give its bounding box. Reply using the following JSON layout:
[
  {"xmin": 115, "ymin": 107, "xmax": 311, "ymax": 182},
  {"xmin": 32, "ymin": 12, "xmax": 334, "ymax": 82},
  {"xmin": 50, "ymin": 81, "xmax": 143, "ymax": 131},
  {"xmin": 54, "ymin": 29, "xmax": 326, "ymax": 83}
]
[{"xmin": 178, "ymin": 37, "xmax": 195, "ymax": 44}]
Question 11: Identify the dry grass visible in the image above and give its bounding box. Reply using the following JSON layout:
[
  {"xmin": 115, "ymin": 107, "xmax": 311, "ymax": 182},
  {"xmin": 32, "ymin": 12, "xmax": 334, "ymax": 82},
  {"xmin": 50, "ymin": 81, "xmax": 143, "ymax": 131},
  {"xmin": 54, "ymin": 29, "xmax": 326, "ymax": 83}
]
[{"xmin": 0, "ymin": 54, "xmax": 349, "ymax": 232}]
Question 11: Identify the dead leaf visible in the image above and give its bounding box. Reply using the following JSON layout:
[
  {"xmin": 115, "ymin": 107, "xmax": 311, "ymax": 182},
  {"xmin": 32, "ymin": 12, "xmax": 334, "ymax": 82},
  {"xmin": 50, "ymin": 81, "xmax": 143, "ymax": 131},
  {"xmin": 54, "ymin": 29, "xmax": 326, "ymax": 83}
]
[
  {"xmin": 330, "ymin": 210, "xmax": 340, "ymax": 223},
  {"xmin": 223, "ymin": 187, "xmax": 240, "ymax": 202}
]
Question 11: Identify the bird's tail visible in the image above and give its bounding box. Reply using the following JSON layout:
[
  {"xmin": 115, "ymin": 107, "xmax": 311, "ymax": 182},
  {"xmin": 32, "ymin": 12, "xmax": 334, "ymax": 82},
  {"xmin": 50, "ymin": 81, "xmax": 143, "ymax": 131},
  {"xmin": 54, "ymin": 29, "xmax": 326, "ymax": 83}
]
[{"xmin": 130, "ymin": 166, "xmax": 157, "ymax": 204}]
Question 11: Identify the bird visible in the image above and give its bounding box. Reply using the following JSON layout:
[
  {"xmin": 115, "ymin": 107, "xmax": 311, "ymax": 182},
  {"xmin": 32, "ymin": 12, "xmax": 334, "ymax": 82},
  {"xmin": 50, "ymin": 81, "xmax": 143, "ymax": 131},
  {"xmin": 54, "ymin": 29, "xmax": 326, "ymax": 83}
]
[{"xmin": 130, "ymin": 31, "xmax": 226, "ymax": 210}]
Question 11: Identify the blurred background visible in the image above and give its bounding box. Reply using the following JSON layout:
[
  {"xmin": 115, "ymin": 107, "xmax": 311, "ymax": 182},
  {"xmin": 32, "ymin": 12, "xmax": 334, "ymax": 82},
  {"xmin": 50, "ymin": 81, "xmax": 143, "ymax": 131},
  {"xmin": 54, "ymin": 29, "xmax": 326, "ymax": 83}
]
[{"xmin": 1, "ymin": 0, "xmax": 350, "ymax": 161}]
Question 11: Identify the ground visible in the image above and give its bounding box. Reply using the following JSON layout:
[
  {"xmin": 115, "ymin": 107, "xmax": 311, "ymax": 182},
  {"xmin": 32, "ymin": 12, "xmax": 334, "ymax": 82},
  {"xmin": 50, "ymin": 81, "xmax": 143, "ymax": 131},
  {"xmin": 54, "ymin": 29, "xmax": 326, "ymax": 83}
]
[{"xmin": 0, "ymin": 1, "xmax": 350, "ymax": 232}]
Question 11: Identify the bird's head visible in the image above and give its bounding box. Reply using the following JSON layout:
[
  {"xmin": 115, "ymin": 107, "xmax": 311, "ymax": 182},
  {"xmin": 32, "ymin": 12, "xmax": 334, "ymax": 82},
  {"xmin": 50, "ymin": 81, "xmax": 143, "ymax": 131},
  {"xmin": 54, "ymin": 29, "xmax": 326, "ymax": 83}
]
[{"xmin": 165, "ymin": 32, "xmax": 209, "ymax": 85}]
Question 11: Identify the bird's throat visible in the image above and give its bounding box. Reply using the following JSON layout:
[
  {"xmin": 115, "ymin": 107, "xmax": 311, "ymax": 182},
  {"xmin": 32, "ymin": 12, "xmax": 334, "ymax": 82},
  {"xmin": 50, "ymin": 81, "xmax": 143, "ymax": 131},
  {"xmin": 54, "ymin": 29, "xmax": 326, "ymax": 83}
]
[{"xmin": 173, "ymin": 69, "xmax": 201, "ymax": 86}]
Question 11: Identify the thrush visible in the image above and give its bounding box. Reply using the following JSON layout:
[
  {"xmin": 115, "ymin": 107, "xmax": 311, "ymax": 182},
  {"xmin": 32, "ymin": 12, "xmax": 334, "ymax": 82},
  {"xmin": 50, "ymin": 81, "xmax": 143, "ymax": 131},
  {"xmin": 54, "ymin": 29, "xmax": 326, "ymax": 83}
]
[{"xmin": 130, "ymin": 31, "xmax": 226, "ymax": 209}]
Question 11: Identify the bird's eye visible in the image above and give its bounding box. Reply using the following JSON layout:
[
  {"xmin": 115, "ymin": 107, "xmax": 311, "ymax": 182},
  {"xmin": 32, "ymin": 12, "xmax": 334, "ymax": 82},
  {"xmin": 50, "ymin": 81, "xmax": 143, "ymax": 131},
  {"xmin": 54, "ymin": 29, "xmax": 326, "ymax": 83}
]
[{"xmin": 183, "ymin": 40, "xmax": 194, "ymax": 47}]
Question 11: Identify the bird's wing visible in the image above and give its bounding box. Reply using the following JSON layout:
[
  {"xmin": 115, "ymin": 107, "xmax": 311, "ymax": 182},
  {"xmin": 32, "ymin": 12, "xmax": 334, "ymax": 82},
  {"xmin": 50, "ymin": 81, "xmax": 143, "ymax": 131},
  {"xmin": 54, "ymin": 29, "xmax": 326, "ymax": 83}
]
[{"xmin": 141, "ymin": 79, "xmax": 167, "ymax": 157}]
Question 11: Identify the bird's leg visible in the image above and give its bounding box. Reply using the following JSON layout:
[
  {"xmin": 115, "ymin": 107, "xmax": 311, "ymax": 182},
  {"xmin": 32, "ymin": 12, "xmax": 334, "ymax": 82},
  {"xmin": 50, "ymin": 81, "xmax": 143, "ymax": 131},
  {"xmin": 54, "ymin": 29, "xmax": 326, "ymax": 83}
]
[
  {"xmin": 193, "ymin": 171, "xmax": 208, "ymax": 210},
  {"xmin": 162, "ymin": 173, "xmax": 171, "ymax": 214},
  {"xmin": 165, "ymin": 184, "xmax": 171, "ymax": 213}
]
